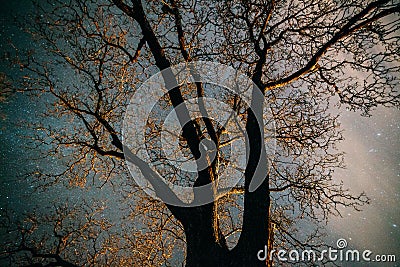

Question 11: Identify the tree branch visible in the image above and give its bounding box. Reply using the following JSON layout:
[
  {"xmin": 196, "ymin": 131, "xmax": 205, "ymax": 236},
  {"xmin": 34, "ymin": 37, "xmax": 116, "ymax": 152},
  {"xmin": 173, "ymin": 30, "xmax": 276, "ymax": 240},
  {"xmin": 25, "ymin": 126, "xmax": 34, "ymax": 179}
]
[{"xmin": 264, "ymin": 0, "xmax": 399, "ymax": 91}]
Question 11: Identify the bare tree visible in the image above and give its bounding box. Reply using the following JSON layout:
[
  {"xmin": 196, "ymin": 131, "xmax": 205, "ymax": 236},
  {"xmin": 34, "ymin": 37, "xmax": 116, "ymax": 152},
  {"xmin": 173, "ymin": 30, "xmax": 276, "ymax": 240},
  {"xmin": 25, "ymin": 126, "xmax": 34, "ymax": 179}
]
[
  {"xmin": 0, "ymin": 73, "xmax": 14, "ymax": 103},
  {"xmin": 0, "ymin": 201, "xmax": 110, "ymax": 266},
  {"xmin": 3, "ymin": 0, "xmax": 399, "ymax": 266}
]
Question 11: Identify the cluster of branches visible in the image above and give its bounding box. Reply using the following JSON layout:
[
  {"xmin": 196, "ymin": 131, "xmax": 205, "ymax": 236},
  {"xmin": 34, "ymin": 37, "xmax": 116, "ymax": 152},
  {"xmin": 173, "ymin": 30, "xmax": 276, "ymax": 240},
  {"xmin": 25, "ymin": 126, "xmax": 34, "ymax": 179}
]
[{"xmin": 0, "ymin": 195, "xmax": 185, "ymax": 266}]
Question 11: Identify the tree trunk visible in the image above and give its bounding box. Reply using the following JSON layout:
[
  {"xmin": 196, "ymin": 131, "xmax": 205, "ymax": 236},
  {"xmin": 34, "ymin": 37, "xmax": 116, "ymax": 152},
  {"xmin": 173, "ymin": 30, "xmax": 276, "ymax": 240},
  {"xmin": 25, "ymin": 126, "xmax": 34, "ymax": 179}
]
[
  {"xmin": 111, "ymin": 2, "xmax": 272, "ymax": 266},
  {"xmin": 182, "ymin": 204, "xmax": 229, "ymax": 267},
  {"xmin": 184, "ymin": 222, "xmax": 228, "ymax": 266},
  {"xmin": 184, "ymin": 226, "xmax": 269, "ymax": 267},
  {"xmin": 181, "ymin": 193, "xmax": 270, "ymax": 267}
]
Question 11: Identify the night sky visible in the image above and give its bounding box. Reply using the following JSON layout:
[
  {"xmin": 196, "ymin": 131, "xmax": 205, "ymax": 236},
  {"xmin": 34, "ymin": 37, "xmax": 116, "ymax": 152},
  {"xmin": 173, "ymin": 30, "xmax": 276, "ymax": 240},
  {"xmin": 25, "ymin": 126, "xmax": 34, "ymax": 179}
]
[{"xmin": 0, "ymin": 1, "xmax": 399, "ymax": 265}]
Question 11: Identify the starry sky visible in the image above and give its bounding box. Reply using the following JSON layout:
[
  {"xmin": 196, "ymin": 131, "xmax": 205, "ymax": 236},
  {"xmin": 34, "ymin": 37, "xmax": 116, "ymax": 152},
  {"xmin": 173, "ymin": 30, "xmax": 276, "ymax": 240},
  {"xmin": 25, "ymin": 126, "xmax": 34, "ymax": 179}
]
[
  {"xmin": 0, "ymin": 1, "xmax": 37, "ymax": 209},
  {"xmin": 328, "ymin": 107, "xmax": 400, "ymax": 260},
  {"xmin": 0, "ymin": 1, "xmax": 399, "ymax": 265}
]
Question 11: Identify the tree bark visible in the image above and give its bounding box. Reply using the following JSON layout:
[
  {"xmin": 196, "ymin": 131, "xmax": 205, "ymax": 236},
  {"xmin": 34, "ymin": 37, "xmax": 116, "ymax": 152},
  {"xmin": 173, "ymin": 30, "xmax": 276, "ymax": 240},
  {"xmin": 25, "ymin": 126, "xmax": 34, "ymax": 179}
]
[{"xmin": 182, "ymin": 205, "xmax": 229, "ymax": 267}]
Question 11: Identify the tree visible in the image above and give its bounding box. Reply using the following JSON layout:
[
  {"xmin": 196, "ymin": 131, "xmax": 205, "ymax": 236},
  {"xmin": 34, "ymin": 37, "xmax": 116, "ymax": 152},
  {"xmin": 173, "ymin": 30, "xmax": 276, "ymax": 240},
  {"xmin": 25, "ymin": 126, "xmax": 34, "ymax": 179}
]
[
  {"xmin": 3, "ymin": 0, "xmax": 399, "ymax": 266},
  {"xmin": 0, "ymin": 72, "xmax": 15, "ymax": 122},
  {"xmin": 0, "ymin": 201, "xmax": 112, "ymax": 267},
  {"xmin": 0, "ymin": 73, "xmax": 14, "ymax": 104}
]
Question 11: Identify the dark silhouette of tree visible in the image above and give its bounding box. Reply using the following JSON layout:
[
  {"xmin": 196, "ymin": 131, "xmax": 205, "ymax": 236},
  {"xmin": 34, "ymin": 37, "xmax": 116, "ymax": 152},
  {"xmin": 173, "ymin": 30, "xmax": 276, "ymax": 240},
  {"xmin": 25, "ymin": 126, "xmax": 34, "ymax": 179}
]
[
  {"xmin": 0, "ymin": 72, "xmax": 14, "ymax": 121},
  {"xmin": 2, "ymin": 0, "xmax": 399, "ymax": 266},
  {"xmin": 0, "ymin": 73, "xmax": 13, "ymax": 103},
  {"xmin": 0, "ymin": 201, "xmax": 109, "ymax": 267}
]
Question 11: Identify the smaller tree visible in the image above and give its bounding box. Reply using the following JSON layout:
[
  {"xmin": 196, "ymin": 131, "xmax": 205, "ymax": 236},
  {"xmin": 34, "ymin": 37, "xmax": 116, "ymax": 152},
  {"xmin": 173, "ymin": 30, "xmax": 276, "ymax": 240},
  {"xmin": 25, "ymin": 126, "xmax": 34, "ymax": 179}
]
[
  {"xmin": 0, "ymin": 73, "xmax": 13, "ymax": 103},
  {"xmin": 0, "ymin": 201, "xmax": 113, "ymax": 266}
]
